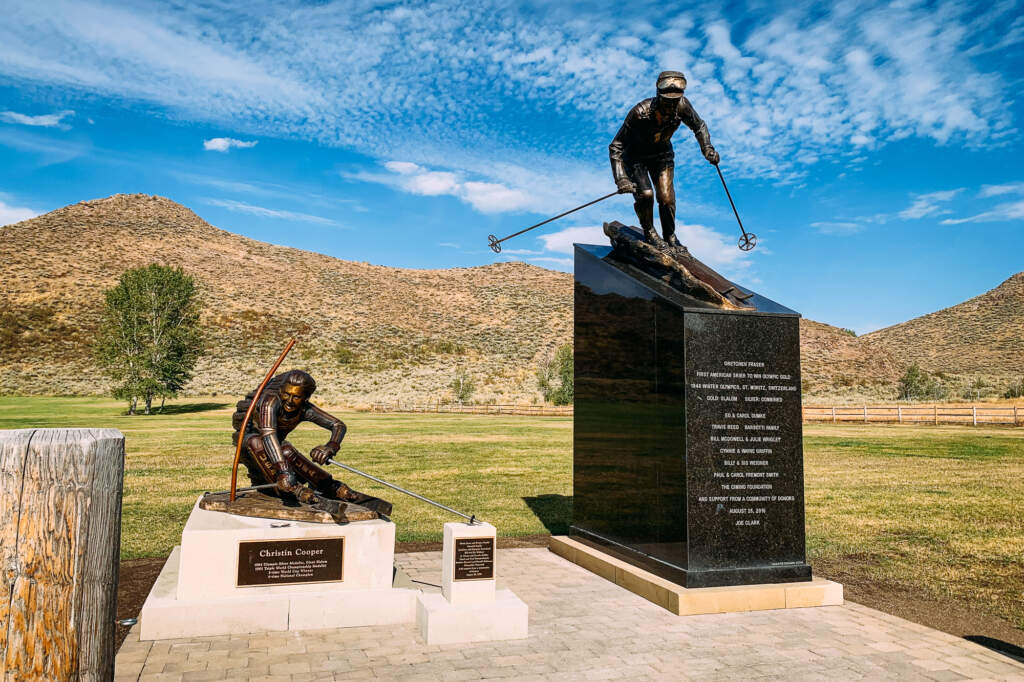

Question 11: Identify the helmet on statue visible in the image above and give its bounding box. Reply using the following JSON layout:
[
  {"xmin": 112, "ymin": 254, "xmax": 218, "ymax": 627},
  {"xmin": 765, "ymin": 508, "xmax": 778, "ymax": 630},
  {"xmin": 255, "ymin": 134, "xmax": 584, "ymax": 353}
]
[{"xmin": 656, "ymin": 70, "xmax": 687, "ymax": 99}]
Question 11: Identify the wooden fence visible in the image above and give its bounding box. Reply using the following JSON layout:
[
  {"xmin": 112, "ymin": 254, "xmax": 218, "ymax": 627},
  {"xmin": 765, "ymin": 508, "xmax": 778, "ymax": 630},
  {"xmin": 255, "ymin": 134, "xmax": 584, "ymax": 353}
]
[
  {"xmin": 803, "ymin": 405, "xmax": 1023, "ymax": 426},
  {"xmin": 367, "ymin": 402, "xmax": 573, "ymax": 417}
]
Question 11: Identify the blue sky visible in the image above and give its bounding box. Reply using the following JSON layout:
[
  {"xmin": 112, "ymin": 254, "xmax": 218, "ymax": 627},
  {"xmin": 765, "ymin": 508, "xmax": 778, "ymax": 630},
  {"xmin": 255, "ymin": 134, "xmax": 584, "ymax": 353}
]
[{"xmin": 1, "ymin": 0, "xmax": 1022, "ymax": 334}]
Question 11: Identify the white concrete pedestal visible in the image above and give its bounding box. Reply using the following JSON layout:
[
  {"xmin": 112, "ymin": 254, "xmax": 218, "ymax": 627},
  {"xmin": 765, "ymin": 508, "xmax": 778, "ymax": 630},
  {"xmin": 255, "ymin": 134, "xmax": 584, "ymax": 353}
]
[
  {"xmin": 139, "ymin": 497, "xmax": 417, "ymax": 640},
  {"xmin": 416, "ymin": 521, "xmax": 528, "ymax": 644}
]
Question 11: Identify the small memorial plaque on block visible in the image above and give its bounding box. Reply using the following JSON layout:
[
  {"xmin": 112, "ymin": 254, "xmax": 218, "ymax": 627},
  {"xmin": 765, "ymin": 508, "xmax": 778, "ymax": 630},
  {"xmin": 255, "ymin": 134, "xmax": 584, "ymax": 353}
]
[
  {"xmin": 237, "ymin": 537, "xmax": 344, "ymax": 587},
  {"xmin": 453, "ymin": 537, "xmax": 495, "ymax": 581}
]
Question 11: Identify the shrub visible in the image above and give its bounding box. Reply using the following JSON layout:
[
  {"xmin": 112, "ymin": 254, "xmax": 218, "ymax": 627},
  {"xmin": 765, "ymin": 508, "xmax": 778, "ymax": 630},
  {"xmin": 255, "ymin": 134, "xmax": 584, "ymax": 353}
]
[
  {"xmin": 1005, "ymin": 378, "xmax": 1024, "ymax": 399},
  {"xmin": 537, "ymin": 343, "xmax": 574, "ymax": 405},
  {"xmin": 897, "ymin": 363, "xmax": 947, "ymax": 401},
  {"xmin": 450, "ymin": 367, "xmax": 475, "ymax": 404},
  {"xmin": 962, "ymin": 377, "xmax": 991, "ymax": 401},
  {"xmin": 334, "ymin": 343, "xmax": 358, "ymax": 364}
]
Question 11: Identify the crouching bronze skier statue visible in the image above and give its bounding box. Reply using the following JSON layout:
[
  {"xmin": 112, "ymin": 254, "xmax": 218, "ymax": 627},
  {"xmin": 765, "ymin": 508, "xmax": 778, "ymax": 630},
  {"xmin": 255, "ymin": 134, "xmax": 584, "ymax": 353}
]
[
  {"xmin": 609, "ymin": 70, "xmax": 720, "ymax": 250},
  {"xmin": 229, "ymin": 369, "xmax": 393, "ymax": 516}
]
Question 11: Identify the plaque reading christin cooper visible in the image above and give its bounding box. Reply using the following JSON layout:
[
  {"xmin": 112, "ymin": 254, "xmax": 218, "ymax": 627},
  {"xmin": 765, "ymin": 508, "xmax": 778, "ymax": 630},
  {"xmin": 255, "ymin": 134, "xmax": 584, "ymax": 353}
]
[{"xmin": 237, "ymin": 537, "xmax": 344, "ymax": 587}]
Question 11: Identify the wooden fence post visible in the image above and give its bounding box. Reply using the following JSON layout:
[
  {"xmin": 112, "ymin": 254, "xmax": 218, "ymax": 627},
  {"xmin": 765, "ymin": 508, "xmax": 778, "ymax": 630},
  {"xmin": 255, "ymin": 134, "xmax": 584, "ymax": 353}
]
[
  {"xmin": 1016, "ymin": 406, "xmax": 1019, "ymax": 426},
  {"xmin": 831, "ymin": 406, "xmax": 836, "ymax": 424},
  {"xmin": 934, "ymin": 405, "xmax": 938, "ymax": 425},
  {"xmin": 973, "ymin": 406, "xmax": 977, "ymax": 426},
  {"xmin": 898, "ymin": 405, "xmax": 902, "ymax": 424},
  {"xmin": 0, "ymin": 428, "xmax": 124, "ymax": 681},
  {"xmin": 863, "ymin": 405, "xmax": 868, "ymax": 423}
]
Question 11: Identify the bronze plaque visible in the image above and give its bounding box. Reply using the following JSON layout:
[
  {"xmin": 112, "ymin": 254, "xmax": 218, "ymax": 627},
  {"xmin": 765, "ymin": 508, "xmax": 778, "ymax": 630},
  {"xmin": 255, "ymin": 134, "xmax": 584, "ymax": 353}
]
[
  {"xmin": 453, "ymin": 537, "xmax": 495, "ymax": 581},
  {"xmin": 237, "ymin": 537, "xmax": 344, "ymax": 587}
]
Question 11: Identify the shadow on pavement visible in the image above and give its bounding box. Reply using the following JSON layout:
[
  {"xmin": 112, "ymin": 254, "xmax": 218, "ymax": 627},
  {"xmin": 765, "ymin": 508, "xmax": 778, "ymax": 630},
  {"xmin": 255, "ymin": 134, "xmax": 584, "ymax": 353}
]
[{"xmin": 964, "ymin": 635, "xmax": 1024, "ymax": 663}]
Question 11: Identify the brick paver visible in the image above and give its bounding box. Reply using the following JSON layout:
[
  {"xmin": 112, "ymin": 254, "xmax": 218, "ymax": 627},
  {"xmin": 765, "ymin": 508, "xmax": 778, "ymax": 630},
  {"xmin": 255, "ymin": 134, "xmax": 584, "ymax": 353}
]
[{"xmin": 116, "ymin": 548, "xmax": 1024, "ymax": 681}]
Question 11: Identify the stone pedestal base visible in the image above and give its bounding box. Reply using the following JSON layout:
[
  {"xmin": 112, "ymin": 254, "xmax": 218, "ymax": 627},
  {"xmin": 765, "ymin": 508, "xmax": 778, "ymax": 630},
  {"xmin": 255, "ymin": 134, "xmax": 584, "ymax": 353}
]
[
  {"xmin": 551, "ymin": 536, "xmax": 842, "ymax": 616},
  {"xmin": 416, "ymin": 590, "xmax": 528, "ymax": 645},
  {"xmin": 138, "ymin": 497, "xmax": 417, "ymax": 640},
  {"xmin": 140, "ymin": 547, "xmax": 417, "ymax": 640},
  {"xmin": 415, "ymin": 521, "xmax": 528, "ymax": 644}
]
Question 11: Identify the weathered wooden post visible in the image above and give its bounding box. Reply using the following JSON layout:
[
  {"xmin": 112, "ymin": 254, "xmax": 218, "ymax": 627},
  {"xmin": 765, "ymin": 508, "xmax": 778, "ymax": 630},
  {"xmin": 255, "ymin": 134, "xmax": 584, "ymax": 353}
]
[{"xmin": 1, "ymin": 428, "xmax": 125, "ymax": 681}]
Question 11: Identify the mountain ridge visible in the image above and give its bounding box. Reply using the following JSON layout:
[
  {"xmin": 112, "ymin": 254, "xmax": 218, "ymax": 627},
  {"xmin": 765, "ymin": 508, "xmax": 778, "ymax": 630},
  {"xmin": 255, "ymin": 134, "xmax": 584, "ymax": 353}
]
[
  {"xmin": 0, "ymin": 194, "xmax": 572, "ymax": 402},
  {"xmin": 1, "ymin": 194, "xmax": 1020, "ymax": 403}
]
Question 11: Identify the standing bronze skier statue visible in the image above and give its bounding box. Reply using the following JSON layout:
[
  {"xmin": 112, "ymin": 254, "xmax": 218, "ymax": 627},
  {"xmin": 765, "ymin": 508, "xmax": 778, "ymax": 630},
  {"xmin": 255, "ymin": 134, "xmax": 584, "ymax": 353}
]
[{"xmin": 609, "ymin": 71, "xmax": 720, "ymax": 250}]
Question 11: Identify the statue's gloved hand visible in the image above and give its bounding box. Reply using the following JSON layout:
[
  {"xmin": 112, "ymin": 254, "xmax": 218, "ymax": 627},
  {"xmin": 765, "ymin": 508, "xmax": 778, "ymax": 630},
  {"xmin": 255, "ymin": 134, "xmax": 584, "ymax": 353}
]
[
  {"xmin": 616, "ymin": 177, "xmax": 637, "ymax": 194},
  {"xmin": 703, "ymin": 146, "xmax": 720, "ymax": 165},
  {"xmin": 274, "ymin": 471, "xmax": 319, "ymax": 504},
  {"xmin": 310, "ymin": 443, "xmax": 338, "ymax": 464},
  {"xmin": 296, "ymin": 487, "xmax": 319, "ymax": 505}
]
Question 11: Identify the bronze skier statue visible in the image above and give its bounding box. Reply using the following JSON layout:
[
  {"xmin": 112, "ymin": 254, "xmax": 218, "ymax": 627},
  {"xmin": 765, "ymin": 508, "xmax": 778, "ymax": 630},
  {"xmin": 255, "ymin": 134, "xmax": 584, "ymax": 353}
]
[
  {"xmin": 230, "ymin": 369, "xmax": 392, "ymax": 516},
  {"xmin": 609, "ymin": 70, "xmax": 720, "ymax": 250}
]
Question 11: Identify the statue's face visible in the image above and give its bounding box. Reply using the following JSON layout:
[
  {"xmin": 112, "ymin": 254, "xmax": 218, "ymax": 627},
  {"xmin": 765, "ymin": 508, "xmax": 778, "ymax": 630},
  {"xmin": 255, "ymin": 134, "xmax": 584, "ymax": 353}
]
[
  {"xmin": 654, "ymin": 94, "xmax": 679, "ymax": 115},
  {"xmin": 279, "ymin": 384, "xmax": 308, "ymax": 414}
]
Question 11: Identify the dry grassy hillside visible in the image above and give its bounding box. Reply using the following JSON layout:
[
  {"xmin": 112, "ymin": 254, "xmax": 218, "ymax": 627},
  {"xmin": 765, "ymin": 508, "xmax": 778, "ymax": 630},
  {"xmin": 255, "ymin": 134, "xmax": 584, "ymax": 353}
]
[
  {"xmin": 864, "ymin": 273, "xmax": 1024, "ymax": 377},
  {"xmin": 799, "ymin": 319, "xmax": 902, "ymax": 399},
  {"xmin": 2, "ymin": 194, "xmax": 1020, "ymax": 404},
  {"xmin": 0, "ymin": 194, "xmax": 572, "ymax": 404}
]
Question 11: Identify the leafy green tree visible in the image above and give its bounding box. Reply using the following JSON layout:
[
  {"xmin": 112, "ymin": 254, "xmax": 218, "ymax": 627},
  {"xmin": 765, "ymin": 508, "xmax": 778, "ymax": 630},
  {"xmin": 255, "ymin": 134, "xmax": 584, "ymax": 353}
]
[
  {"xmin": 897, "ymin": 363, "xmax": 947, "ymax": 402},
  {"xmin": 537, "ymin": 344, "xmax": 574, "ymax": 406},
  {"xmin": 450, "ymin": 367, "xmax": 475, "ymax": 404},
  {"xmin": 95, "ymin": 264, "xmax": 203, "ymax": 414}
]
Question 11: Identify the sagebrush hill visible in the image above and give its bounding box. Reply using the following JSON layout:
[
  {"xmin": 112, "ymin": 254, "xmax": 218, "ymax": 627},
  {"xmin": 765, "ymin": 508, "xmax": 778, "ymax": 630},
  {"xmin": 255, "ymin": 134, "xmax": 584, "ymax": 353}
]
[
  {"xmin": 1, "ymin": 194, "xmax": 1020, "ymax": 404},
  {"xmin": 0, "ymin": 194, "xmax": 570, "ymax": 404}
]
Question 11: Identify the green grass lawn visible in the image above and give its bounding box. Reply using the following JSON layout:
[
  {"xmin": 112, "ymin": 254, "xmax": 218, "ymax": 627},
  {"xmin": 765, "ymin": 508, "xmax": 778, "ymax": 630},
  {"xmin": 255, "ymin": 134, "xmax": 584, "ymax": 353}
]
[{"xmin": 1, "ymin": 397, "xmax": 1021, "ymax": 628}]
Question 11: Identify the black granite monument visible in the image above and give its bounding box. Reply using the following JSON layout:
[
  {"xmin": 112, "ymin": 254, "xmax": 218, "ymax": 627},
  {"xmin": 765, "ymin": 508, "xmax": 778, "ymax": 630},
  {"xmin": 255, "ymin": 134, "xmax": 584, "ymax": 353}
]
[{"xmin": 572, "ymin": 233, "xmax": 812, "ymax": 589}]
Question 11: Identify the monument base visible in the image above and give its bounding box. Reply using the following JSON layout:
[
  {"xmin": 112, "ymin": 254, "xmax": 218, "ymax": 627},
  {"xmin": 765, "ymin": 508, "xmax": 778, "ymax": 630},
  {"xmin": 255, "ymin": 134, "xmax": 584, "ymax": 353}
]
[
  {"xmin": 139, "ymin": 547, "xmax": 417, "ymax": 640},
  {"xmin": 412, "ymin": 520, "xmax": 528, "ymax": 644},
  {"xmin": 569, "ymin": 526, "xmax": 812, "ymax": 588},
  {"xmin": 550, "ymin": 536, "xmax": 842, "ymax": 616},
  {"xmin": 139, "ymin": 497, "xmax": 417, "ymax": 640},
  {"xmin": 416, "ymin": 590, "xmax": 528, "ymax": 645}
]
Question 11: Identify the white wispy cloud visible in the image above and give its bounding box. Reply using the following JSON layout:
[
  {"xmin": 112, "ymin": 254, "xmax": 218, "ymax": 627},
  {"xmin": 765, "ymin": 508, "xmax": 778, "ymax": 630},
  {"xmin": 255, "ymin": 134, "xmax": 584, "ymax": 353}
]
[
  {"xmin": 979, "ymin": 182, "xmax": 1024, "ymax": 198},
  {"xmin": 203, "ymin": 198, "xmax": 342, "ymax": 226},
  {"xmin": 897, "ymin": 189, "xmax": 963, "ymax": 220},
  {"xmin": 538, "ymin": 221, "xmax": 751, "ymax": 273},
  {"xmin": 537, "ymin": 226, "xmax": 607, "ymax": 254},
  {"xmin": 941, "ymin": 200, "xmax": 1024, "ymax": 225},
  {"xmin": 351, "ymin": 161, "xmax": 532, "ymax": 214},
  {"xmin": 0, "ymin": 109, "xmax": 74, "ymax": 127},
  {"xmin": 0, "ymin": 0, "xmax": 1016, "ymax": 212},
  {"xmin": 811, "ymin": 221, "xmax": 863, "ymax": 236},
  {"xmin": 203, "ymin": 137, "xmax": 258, "ymax": 152},
  {"xmin": 0, "ymin": 127, "xmax": 90, "ymax": 166},
  {"xmin": 171, "ymin": 170, "xmax": 363, "ymax": 211},
  {"xmin": 828, "ymin": 182, "xmax": 1024, "ymax": 230},
  {"xmin": 500, "ymin": 248, "xmax": 544, "ymax": 255},
  {"xmin": 526, "ymin": 256, "xmax": 573, "ymax": 268},
  {"xmin": 0, "ymin": 198, "xmax": 39, "ymax": 225}
]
